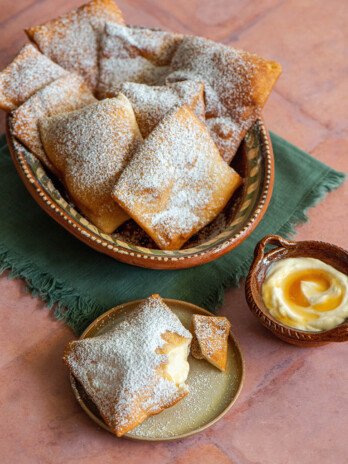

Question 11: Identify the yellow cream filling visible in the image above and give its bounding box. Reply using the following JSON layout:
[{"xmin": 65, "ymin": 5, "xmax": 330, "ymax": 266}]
[{"xmin": 262, "ymin": 258, "xmax": 348, "ymax": 331}]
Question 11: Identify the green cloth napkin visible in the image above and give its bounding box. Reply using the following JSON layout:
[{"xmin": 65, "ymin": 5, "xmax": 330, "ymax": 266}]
[{"xmin": 0, "ymin": 133, "xmax": 345, "ymax": 334}]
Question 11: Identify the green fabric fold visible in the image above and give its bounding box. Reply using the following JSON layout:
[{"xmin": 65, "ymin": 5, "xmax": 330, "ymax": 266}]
[{"xmin": 0, "ymin": 132, "xmax": 345, "ymax": 334}]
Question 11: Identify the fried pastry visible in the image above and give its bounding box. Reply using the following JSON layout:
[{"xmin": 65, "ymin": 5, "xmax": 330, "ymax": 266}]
[
  {"xmin": 26, "ymin": 0, "xmax": 125, "ymax": 90},
  {"xmin": 97, "ymin": 23, "xmax": 183, "ymax": 98},
  {"xmin": 0, "ymin": 44, "xmax": 69, "ymax": 112},
  {"xmin": 39, "ymin": 95, "xmax": 143, "ymax": 233},
  {"xmin": 190, "ymin": 315, "xmax": 231, "ymax": 372},
  {"xmin": 112, "ymin": 104, "xmax": 242, "ymax": 250},
  {"xmin": 11, "ymin": 74, "xmax": 96, "ymax": 174},
  {"xmin": 166, "ymin": 36, "xmax": 282, "ymax": 163},
  {"xmin": 63, "ymin": 294, "xmax": 192, "ymax": 437},
  {"xmin": 117, "ymin": 80, "xmax": 205, "ymax": 137}
]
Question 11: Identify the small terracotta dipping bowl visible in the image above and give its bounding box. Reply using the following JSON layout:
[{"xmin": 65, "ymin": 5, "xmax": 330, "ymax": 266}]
[{"xmin": 245, "ymin": 234, "xmax": 348, "ymax": 346}]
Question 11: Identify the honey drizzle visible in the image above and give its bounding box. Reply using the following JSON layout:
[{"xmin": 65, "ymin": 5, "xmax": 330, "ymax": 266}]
[{"xmin": 270, "ymin": 268, "xmax": 344, "ymax": 328}]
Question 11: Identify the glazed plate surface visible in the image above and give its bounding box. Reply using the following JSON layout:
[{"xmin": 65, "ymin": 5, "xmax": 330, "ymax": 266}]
[
  {"xmin": 70, "ymin": 299, "xmax": 245, "ymax": 441},
  {"xmin": 7, "ymin": 117, "xmax": 273, "ymax": 269}
]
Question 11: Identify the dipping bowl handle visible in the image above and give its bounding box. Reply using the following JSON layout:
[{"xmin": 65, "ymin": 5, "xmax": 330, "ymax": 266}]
[{"xmin": 252, "ymin": 234, "xmax": 297, "ymax": 268}]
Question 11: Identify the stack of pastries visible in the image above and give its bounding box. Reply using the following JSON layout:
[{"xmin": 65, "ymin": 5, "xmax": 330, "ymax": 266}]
[{"xmin": 0, "ymin": 0, "xmax": 282, "ymax": 249}]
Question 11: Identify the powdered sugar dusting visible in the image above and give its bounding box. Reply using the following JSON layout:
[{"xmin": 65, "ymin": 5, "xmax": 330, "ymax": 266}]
[
  {"xmin": 166, "ymin": 36, "xmax": 271, "ymax": 162},
  {"xmin": 97, "ymin": 23, "xmax": 183, "ymax": 98},
  {"xmin": 118, "ymin": 80, "xmax": 205, "ymax": 137},
  {"xmin": 39, "ymin": 96, "xmax": 142, "ymax": 218},
  {"xmin": 130, "ymin": 309, "xmax": 238, "ymax": 439},
  {"xmin": 64, "ymin": 295, "xmax": 191, "ymax": 434},
  {"xmin": 0, "ymin": 44, "xmax": 68, "ymax": 112},
  {"xmin": 193, "ymin": 315, "xmax": 230, "ymax": 358},
  {"xmin": 26, "ymin": 0, "xmax": 125, "ymax": 90},
  {"xmin": 111, "ymin": 202, "xmax": 238, "ymax": 249},
  {"xmin": 113, "ymin": 104, "xmax": 239, "ymax": 249},
  {"xmin": 11, "ymin": 74, "xmax": 96, "ymax": 168}
]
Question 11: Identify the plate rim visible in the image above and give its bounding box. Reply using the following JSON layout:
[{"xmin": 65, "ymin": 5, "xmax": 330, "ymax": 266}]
[
  {"xmin": 70, "ymin": 298, "xmax": 245, "ymax": 441},
  {"xmin": 6, "ymin": 116, "xmax": 274, "ymax": 270}
]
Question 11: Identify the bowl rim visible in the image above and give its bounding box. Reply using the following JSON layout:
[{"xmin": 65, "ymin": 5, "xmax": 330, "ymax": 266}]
[
  {"xmin": 245, "ymin": 234, "xmax": 348, "ymax": 345},
  {"xmin": 6, "ymin": 116, "xmax": 274, "ymax": 270}
]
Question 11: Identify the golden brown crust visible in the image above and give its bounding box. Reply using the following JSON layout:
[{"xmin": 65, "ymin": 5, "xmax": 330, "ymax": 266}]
[
  {"xmin": 112, "ymin": 104, "xmax": 242, "ymax": 250},
  {"xmin": 39, "ymin": 95, "xmax": 143, "ymax": 233},
  {"xmin": 26, "ymin": 0, "xmax": 125, "ymax": 90},
  {"xmin": 116, "ymin": 80, "xmax": 205, "ymax": 138},
  {"xmin": 0, "ymin": 44, "xmax": 68, "ymax": 112},
  {"xmin": 11, "ymin": 74, "xmax": 96, "ymax": 175},
  {"xmin": 97, "ymin": 23, "xmax": 183, "ymax": 98},
  {"xmin": 190, "ymin": 315, "xmax": 231, "ymax": 372},
  {"xmin": 167, "ymin": 36, "xmax": 282, "ymax": 163},
  {"xmin": 190, "ymin": 334, "xmax": 204, "ymax": 360},
  {"xmin": 63, "ymin": 294, "xmax": 192, "ymax": 437}
]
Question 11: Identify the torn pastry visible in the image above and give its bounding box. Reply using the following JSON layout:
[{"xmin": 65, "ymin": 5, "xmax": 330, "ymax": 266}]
[
  {"xmin": 190, "ymin": 315, "xmax": 231, "ymax": 372},
  {"xmin": 11, "ymin": 74, "xmax": 96, "ymax": 174},
  {"xmin": 112, "ymin": 104, "xmax": 242, "ymax": 250},
  {"xmin": 39, "ymin": 95, "xmax": 143, "ymax": 233},
  {"xmin": 166, "ymin": 36, "xmax": 282, "ymax": 163},
  {"xmin": 97, "ymin": 23, "xmax": 183, "ymax": 98},
  {"xmin": 0, "ymin": 43, "xmax": 69, "ymax": 112},
  {"xmin": 118, "ymin": 80, "xmax": 205, "ymax": 137},
  {"xmin": 63, "ymin": 294, "xmax": 192, "ymax": 437},
  {"xmin": 26, "ymin": 0, "xmax": 125, "ymax": 90}
]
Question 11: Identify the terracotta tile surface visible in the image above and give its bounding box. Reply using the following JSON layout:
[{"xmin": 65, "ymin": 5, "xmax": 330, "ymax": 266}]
[
  {"xmin": 0, "ymin": 275, "xmax": 64, "ymax": 370},
  {"xmin": 174, "ymin": 443, "xmax": 233, "ymax": 464},
  {"xmin": 146, "ymin": 0, "xmax": 284, "ymax": 41},
  {"xmin": 261, "ymin": 90, "xmax": 330, "ymax": 154},
  {"xmin": 229, "ymin": 0, "xmax": 348, "ymax": 134},
  {"xmin": 0, "ymin": 0, "xmax": 347, "ymax": 463},
  {"xmin": 210, "ymin": 343, "xmax": 348, "ymax": 464}
]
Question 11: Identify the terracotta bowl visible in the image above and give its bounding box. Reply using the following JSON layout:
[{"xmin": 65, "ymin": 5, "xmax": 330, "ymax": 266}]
[
  {"xmin": 7, "ymin": 117, "xmax": 274, "ymax": 270},
  {"xmin": 245, "ymin": 234, "xmax": 348, "ymax": 346}
]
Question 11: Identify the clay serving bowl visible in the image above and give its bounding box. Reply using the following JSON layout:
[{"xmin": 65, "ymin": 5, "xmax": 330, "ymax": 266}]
[
  {"xmin": 7, "ymin": 117, "xmax": 274, "ymax": 270},
  {"xmin": 245, "ymin": 234, "xmax": 348, "ymax": 346}
]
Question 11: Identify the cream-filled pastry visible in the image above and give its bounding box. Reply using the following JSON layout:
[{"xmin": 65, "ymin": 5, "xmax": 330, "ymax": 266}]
[
  {"xmin": 190, "ymin": 315, "xmax": 231, "ymax": 372},
  {"xmin": 26, "ymin": 0, "xmax": 125, "ymax": 90},
  {"xmin": 39, "ymin": 95, "xmax": 143, "ymax": 233},
  {"xmin": 11, "ymin": 74, "xmax": 96, "ymax": 174},
  {"xmin": 112, "ymin": 104, "xmax": 242, "ymax": 250},
  {"xmin": 166, "ymin": 36, "xmax": 282, "ymax": 163},
  {"xmin": 0, "ymin": 44, "xmax": 69, "ymax": 112},
  {"xmin": 63, "ymin": 294, "xmax": 192, "ymax": 437},
  {"xmin": 97, "ymin": 22, "xmax": 183, "ymax": 98}
]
